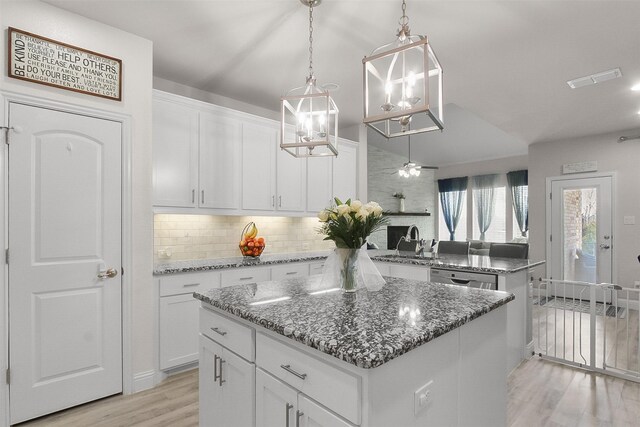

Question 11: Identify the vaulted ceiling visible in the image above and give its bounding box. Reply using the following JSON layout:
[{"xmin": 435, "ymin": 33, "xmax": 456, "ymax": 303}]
[{"xmin": 43, "ymin": 0, "xmax": 640, "ymax": 165}]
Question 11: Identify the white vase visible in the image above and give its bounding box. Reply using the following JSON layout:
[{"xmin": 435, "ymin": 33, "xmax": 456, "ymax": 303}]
[{"xmin": 399, "ymin": 198, "xmax": 405, "ymax": 213}]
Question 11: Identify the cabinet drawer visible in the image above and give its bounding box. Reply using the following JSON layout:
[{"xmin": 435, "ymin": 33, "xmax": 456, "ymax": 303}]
[
  {"xmin": 200, "ymin": 307, "xmax": 254, "ymax": 361},
  {"xmin": 220, "ymin": 266, "xmax": 271, "ymax": 288},
  {"xmin": 256, "ymin": 333, "xmax": 361, "ymax": 425},
  {"xmin": 270, "ymin": 263, "xmax": 308, "ymax": 281},
  {"xmin": 308, "ymin": 261, "xmax": 325, "ymax": 276},
  {"xmin": 159, "ymin": 271, "xmax": 220, "ymax": 297}
]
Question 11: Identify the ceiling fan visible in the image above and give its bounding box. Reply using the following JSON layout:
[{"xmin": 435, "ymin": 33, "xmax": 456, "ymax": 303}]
[{"xmin": 384, "ymin": 134, "xmax": 438, "ymax": 177}]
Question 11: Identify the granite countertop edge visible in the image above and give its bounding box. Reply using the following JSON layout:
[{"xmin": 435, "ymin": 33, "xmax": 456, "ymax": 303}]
[
  {"xmin": 193, "ymin": 288, "xmax": 515, "ymax": 369},
  {"xmin": 370, "ymin": 256, "xmax": 546, "ymax": 273}
]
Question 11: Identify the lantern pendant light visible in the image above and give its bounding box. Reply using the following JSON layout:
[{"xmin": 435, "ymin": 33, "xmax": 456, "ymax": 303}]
[
  {"xmin": 363, "ymin": 0, "xmax": 443, "ymax": 139},
  {"xmin": 281, "ymin": 0, "xmax": 339, "ymax": 158}
]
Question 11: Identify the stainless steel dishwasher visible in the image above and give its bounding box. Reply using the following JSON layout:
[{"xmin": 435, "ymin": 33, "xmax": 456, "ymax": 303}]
[{"xmin": 430, "ymin": 268, "xmax": 498, "ymax": 290}]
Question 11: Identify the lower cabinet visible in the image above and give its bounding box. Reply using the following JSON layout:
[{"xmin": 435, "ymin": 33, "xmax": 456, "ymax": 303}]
[
  {"xmin": 200, "ymin": 334, "xmax": 255, "ymax": 427},
  {"xmin": 159, "ymin": 271, "xmax": 220, "ymax": 370},
  {"xmin": 373, "ymin": 262, "xmax": 430, "ymax": 282},
  {"xmin": 159, "ymin": 294, "xmax": 201, "ymax": 369},
  {"xmin": 256, "ymin": 369, "xmax": 353, "ymax": 427}
]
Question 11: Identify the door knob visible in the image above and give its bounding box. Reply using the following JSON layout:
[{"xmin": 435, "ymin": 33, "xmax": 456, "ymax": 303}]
[
  {"xmin": 599, "ymin": 244, "xmax": 611, "ymax": 250},
  {"xmin": 98, "ymin": 268, "xmax": 118, "ymax": 279}
]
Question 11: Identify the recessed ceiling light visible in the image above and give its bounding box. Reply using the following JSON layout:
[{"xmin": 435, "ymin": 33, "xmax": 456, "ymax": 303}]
[
  {"xmin": 632, "ymin": 84, "xmax": 640, "ymax": 91},
  {"xmin": 567, "ymin": 68, "xmax": 622, "ymax": 89}
]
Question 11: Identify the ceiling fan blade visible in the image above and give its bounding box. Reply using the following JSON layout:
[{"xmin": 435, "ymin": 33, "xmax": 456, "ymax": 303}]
[{"xmin": 418, "ymin": 165, "xmax": 439, "ymax": 170}]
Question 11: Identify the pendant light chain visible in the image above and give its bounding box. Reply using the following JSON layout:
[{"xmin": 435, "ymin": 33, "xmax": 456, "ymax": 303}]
[{"xmin": 308, "ymin": 2, "xmax": 314, "ymax": 78}]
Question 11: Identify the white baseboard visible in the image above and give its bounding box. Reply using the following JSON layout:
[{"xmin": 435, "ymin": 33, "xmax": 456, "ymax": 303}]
[{"xmin": 132, "ymin": 370, "xmax": 157, "ymax": 393}]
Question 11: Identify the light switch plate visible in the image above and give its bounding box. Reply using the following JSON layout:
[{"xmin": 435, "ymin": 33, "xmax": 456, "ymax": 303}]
[
  {"xmin": 624, "ymin": 216, "xmax": 636, "ymax": 225},
  {"xmin": 414, "ymin": 380, "xmax": 433, "ymax": 415}
]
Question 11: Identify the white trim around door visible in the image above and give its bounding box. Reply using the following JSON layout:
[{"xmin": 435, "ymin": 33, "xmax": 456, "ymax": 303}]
[{"xmin": 0, "ymin": 91, "xmax": 134, "ymax": 427}]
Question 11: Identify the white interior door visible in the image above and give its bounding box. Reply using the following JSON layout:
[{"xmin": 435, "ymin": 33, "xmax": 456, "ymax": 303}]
[
  {"xmin": 8, "ymin": 103, "xmax": 122, "ymax": 424},
  {"xmin": 549, "ymin": 175, "xmax": 613, "ymax": 295}
]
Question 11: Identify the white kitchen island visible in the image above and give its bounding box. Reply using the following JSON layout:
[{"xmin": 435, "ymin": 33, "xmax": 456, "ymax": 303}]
[{"xmin": 194, "ymin": 275, "xmax": 514, "ymax": 426}]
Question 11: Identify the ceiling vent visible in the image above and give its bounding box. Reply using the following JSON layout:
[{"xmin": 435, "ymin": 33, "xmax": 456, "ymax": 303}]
[{"xmin": 567, "ymin": 68, "xmax": 622, "ymax": 89}]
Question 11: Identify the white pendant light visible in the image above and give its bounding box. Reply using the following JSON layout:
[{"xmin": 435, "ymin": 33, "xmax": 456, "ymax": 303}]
[
  {"xmin": 363, "ymin": 0, "xmax": 443, "ymax": 139},
  {"xmin": 281, "ymin": 0, "xmax": 339, "ymax": 158}
]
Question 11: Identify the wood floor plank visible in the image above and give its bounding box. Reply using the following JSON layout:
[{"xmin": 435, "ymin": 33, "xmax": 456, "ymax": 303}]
[{"xmin": 16, "ymin": 355, "xmax": 640, "ymax": 427}]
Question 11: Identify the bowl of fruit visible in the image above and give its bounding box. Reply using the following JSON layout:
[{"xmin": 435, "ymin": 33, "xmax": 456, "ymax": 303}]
[{"xmin": 239, "ymin": 222, "xmax": 266, "ymax": 258}]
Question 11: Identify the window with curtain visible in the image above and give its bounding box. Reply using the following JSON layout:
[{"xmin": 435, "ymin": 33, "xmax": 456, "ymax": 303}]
[
  {"xmin": 471, "ymin": 174, "xmax": 500, "ymax": 241},
  {"xmin": 439, "ymin": 201, "xmax": 467, "ymax": 241},
  {"xmin": 437, "ymin": 177, "xmax": 468, "ymax": 241},
  {"xmin": 473, "ymin": 185, "xmax": 506, "ymax": 242},
  {"xmin": 507, "ymin": 170, "xmax": 528, "ymax": 238}
]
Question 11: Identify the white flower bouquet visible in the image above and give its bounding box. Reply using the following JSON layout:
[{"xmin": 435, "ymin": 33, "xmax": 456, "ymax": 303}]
[{"xmin": 317, "ymin": 198, "xmax": 387, "ymax": 248}]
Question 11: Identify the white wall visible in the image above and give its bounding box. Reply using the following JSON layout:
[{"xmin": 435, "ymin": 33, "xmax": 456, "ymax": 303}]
[
  {"xmin": 0, "ymin": 0, "xmax": 154, "ymax": 404},
  {"xmin": 529, "ymin": 131, "xmax": 640, "ymax": 288}
]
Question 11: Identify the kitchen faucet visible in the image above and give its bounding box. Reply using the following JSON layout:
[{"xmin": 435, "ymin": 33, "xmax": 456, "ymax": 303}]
[{"xmin": 395, "ymin": 225, "xmax": 429, "ymax": 257}]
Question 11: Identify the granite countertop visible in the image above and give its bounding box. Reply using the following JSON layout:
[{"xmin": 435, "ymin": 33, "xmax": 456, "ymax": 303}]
[
  {"xmin": 156, "ymin": 250, "xmax": 544, "ymax": 276},
  {"xmin": 369, "ymin": 251, "xmax": 545, "ymax": 274},
  {"xmin": 154, "ymin": 251, "xmax": 331, "ymax": 275},
  {"xmin": 194, "ymin": 275, "xmax": 514, "ymax": 369}
]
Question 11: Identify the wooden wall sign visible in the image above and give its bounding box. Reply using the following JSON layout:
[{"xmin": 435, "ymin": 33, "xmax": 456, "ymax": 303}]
[{"xmin": 8, "ymin": 27, "xmax": 122, "ymax": 101}]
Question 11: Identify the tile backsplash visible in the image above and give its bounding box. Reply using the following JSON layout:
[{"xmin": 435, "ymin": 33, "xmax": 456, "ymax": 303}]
[{"xmin": 154, "ymin": 214, "xmax": 334, "ymax": 263}]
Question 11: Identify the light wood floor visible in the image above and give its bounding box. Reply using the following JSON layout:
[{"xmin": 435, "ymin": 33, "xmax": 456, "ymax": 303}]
[{"xmin": 17, "ymin": 358, "xmax": 640, "ymax": 427}]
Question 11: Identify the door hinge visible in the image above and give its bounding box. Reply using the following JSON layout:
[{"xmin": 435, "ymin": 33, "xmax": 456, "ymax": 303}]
[
  {"xmin": 1, "ymin": 126, "xmax": 14, "ymax": 145},
  {"xmin": 5, "ymin": 368, "xmax": 10, "ymax": 385},
  {"xmin": 550, "ymin": 235, "xmax": 553, "ymax": 242},
  {"xmin": 121, "ymin": 267, "xmax": 124, "ymax": 277},
  {"xmin": 5, "ymin": 248, "xmax": 9, "ymax": 264},
  {"xmin": 549, "ymin": 192, "xmax": 552, "ymax": 200}
]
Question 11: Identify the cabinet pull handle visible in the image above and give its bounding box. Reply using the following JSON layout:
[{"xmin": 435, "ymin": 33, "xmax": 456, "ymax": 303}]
[
  {"xmin": 218, "ymin": 358, "xmax": 226, "ymax": 386},
  {"xmin": 296, "ymin": 410, "xmax": 304, "ymax": 427},
  {"xmin": 211, "ymin": 327, "xmax": 227, "ymax": 336},
  {"xmin": 285, "ymin": 403, "xmax": 293, "ymax": 427},
  {"xmin": 286, "ymin": 271, "xmax": 297, "ymax": 275},
  {"xmin": 183, "ymin": 283, "xmax": 199, "ymax": 288},
  {"xmin": 201, "ymin": 190, "xmax": 205, "ymax": 204},
  {"xmin": 279, "ymin": 195, "xmax": 282, "ymax": 207},
  {"xmin": 280, "ymin": 364, "xmax": 307, "ymax": 380},
  {"xmin": 272, "ymin": 195, "xmax": 275, "ymax": 207},
  {"xmin": 192, "ymin": 189, "xmax": 195, "ymax": 204},
  {"xmin": 239, "ymin": 276, "xmax": 253, "ymax": 281},
  {"xmin": 213, "ymin": 354, "xmax": 220, "ymax": 383}
]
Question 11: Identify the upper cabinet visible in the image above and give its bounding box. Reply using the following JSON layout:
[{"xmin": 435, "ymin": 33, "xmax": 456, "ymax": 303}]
[
  {"xmin": 152, "ymin": 90, "xmax": 356, "ymax": 216},
  {"xmin": 276, "ymin": 127, "xmax": 306, "ymax": 212},
  {"xmin": 241, "ymin": 121, "xmax": 277, "ymax": 211},
  {"xmin": 152, "ymin": 96, "xmax": 199, "ymax": 207},
  {"xmin": 333, "ymin": 139, "xmax": 358, "ymax": 203},
  {"xmin": 307, "ymin": 156, "xmax": 333, "ymax": 213},
  {"xmin": 199, "ymin": 110, "xmax": 242, "ymax": 209}
]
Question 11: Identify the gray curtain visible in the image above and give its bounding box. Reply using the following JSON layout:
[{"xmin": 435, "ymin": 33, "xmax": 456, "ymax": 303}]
[
  {"xmin": 507, "ymin": 170, "xmax": 528, "ymax": 237},
  {"xmin": 472, "ymin": 174, "xmax": 499, "ymax": 241},
  {"xmin": 437, "ymin": 177, "xmax": 468, "ymax": 240}
]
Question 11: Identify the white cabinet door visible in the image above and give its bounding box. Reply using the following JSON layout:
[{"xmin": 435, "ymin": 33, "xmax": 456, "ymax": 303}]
[
  {"xmin": 333, "ymin": 140, "xmax": 357, "ymax": 203},
  {"xmin": 220, "ymin": 346, "xmax": 255, "ymax": 427},
  {"xmin": 199, "ymin": 335, "xmax": 224, "ymax": 427},
  {"xmin": 199, "ymin": 110, "xmax": 242, "ymax": 209},
  {"xmin": 298, "ymin": 394, "xmax": 354, "ymax": 427},
  {"xmin": 307, "ymin": 156, "xmax": 333, "ymax": 213},
  {"xmin": 152, "ymin": 97, "xmax": 198, "ymax": 207},
  {"xmin": 159, "ymin": 294, "xmax": 201, "ymax": 370},
  {"xmin": 277, "ymin": 140, "xmax": 306, "ymax": 212},
  {"xmin": 200, "ymin": 335, "xmax": 256, "ymax": 427},
  {"xmin": 242, "ymin": 121, "xmax": 277, "ymax": 211},
  {"xmin": 256, "ymin": 368, "xmax": 299, "ymax": 427}
]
